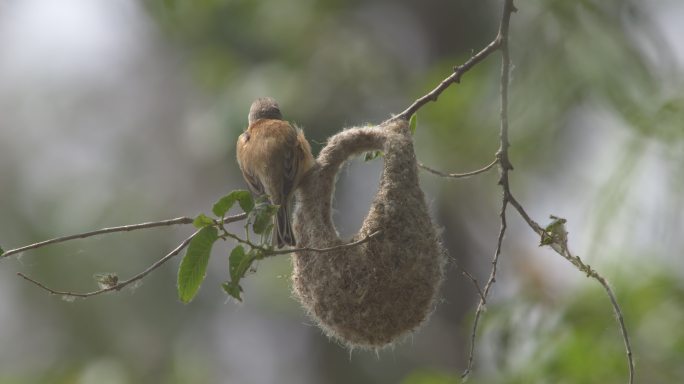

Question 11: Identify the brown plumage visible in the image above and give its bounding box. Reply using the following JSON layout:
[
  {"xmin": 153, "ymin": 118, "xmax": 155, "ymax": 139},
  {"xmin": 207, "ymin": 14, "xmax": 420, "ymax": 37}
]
[{"xmin": 236, "ymin": 97, "xmax": 315, "ymax": 248}]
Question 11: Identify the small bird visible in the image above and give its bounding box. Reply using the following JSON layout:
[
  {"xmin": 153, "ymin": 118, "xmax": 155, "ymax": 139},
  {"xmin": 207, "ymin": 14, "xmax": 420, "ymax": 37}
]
[{"xmin": 236, "ymin": 97, "xmax": 315, "ymax": 248}]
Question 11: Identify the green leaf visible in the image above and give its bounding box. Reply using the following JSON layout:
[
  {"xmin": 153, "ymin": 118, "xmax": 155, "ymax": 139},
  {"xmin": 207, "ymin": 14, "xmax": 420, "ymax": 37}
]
[
  {"xmin": 193, "ymin": 213, "xmax": 214, "ymax": 228},
  {"xmin": 222, "ymin": 281, "xmax": 243, "ymax": 302},
  {"xmin": 364, "ymin": 150, "xmax": 383, "ymax": 162},
  {"xmin": 544, "ymin": 215, "xmax": 567, "ymax": 233},
  {"xmin": 228, "ymin": 245, "xmax": 251, "ymax": 281},
  {"xmin": 539, "ymin": 234, "xmax": 554, "ymax": 246},
  {"xmin": 177, "ymin": 226, "xmax": 219, "ymax": 303},
  {"xmin": 540, "ymin": 215, "xmax": 568, "ymax": 246},
  {"xmin": 0, "ymin": 246, "xmax": 4, "ymax": 257},
  {"xmin": 409, "ymin": 113, "xmax": 418, "ymax": 135},
  {"xmin": 212, "ymin": 190, "xmax": 254, "ymax": 217},
  {"xmin": 252, "ymin": 201, "xmax": 279, "ymax": 235},
  {"xmin": 223, "ymin": 246, "xmax": 258, "ymax": 302},
  {"xmin": 236, "ymin": 192, "xmax": 255, "ymax": 213}
]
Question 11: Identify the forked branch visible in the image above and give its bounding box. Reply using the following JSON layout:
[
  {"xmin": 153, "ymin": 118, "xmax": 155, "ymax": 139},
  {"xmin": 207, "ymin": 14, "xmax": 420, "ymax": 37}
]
[
  {"xmin": 7, "ymin": 213, "xmax": 247, "ymax": 297},
  {"xmin": 407, "ymin": 0, "xmax": 633, "ymax": 381},
  {"xmin": 17, "ymin": 229, "xmax": 201, "ymax": 298}
]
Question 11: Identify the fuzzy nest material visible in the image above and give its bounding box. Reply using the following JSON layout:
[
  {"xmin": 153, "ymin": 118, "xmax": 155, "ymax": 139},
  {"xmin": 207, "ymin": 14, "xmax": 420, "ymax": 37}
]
[{"xmin": 291, "ymin": 119, "xmax": 446, "ymax": 349}]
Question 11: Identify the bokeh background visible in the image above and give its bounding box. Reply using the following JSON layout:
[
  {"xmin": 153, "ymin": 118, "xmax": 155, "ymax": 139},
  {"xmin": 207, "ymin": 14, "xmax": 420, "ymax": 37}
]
[{"xmin": 1, "ymin": 0, "xmax": 683, "ymax": 383}]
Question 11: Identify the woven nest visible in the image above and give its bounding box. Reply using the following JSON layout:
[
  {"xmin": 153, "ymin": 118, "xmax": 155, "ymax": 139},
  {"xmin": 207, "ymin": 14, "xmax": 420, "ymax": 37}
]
[{"xmin": 291, "ymin": 119, "xmax": 446, "ymax": 349}]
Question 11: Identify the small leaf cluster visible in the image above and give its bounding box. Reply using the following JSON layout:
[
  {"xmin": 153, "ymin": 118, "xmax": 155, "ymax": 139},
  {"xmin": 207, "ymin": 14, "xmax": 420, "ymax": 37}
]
[
  {"xmin": 93, "ymin": 273, "xmax": 119, "ymax": 290},
  {"xmin": 176, "ymin": 190, "xmax": 279, "ymax": 303},
  {"xmin": 540, "ymin": 215, "xmax": 568, "ymax": 246}
]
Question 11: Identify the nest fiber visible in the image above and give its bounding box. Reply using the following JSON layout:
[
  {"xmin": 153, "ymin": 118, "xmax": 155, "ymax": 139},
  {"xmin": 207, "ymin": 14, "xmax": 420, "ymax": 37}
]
[{"xmin": 292, "ymin": 119, "xmax": 446, "ymax": 349}]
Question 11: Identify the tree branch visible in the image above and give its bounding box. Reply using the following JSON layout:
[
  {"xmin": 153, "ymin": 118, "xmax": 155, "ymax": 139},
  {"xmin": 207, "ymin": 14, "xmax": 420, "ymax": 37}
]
[
  {"xmin": 267, "ymin": 230, "xmax": 382, "ymax": 256},
  {"xmin": 418, "ymin": 158, "xmax": 498, "ymax": 179},
  {"xmin": 456, "ymin": 263, "xmax": 486, "ymax": 303},
  {"xmin": 462, "ymin": 0, "xmax": 516, "ymax": 378},
  {"xmin": 436, "ymin": 1, "xmax": 634, "ymax": 381},
  {"xmin": 17, "ymin": 229, "xmax": 201, "ymax": 298},
  {"xmin": 220, "ymin": 225, "xmax": 382, "ymax": 257},
  {"xmin": 10, "ymin": 213, "xmax": 247, "ymax": 299},
  {"xmin": 2, "ymin": 214, "xmax": 246, "ymax": 260},
  {"xmin": 390, "ymin": 11, "xmax": 513, "ymax": 123},
  {"xmin": 508, "ymin": 195, "xmax": 635, "ymax": 384},
  {"xmin": 2, "ymin": 216, "xmax": 194, "ymax": 259}
]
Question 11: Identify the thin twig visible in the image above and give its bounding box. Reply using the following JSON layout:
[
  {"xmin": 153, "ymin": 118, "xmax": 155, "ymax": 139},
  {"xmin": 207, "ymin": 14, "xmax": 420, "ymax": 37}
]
[
  {"xmin": 389, "ymin": 21, "xmax": 508, "ymax": 123},
  {"xmin": 2, "ymin": 214, "xmax": 246, "ymax": 260},
  {"xmin": 458, "ymin": 266, "xmax": 486, "ymax": 303},
  {"xmin": 507, "ymin": 195, "xmax": 635, "ymax": 384},
  {"xmin": 266, "ymin": 230, "xmax": 382, "ymax": 256},
  {"xmin": 587, "ymin": 269, "xmax": 635, "ymax": 384},
  {"xmin": 2, "ymin": 217, "xmax": 194, "ymax": 259},
  {"xmin": 17, "ymin": 229, "xmax": 202, "ymax": 298},
  {"xmin": 221, "ymin": 231, "xmax": 261, "ymax": 250},
  {"xmin": 462, "ymin": 0, "xmax": 516, "ymax": 378},
  {"xmin": 221, "ymin": 228, "xmax": 382, "ymax": 257},
  {"xmin": 418, "ymin": 158, "xmax": 498, "ymax": 179},
  {"xmin": 463, "ymin": 199, "xmax": 509, "ymax": 379}
]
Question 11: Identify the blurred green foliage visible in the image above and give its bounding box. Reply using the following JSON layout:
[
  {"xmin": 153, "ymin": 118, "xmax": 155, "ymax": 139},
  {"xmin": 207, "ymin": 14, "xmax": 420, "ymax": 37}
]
[
  {"xmin": 401, "ymin": 267, "xmax": 684, "ymax": 384},
  {"xmin": 476, "ymin": 267, "xmax": 684, "ymax": 383},
  {"xmin": 1, "ymin": 0, "xmax": 683, "ymax": 383}
]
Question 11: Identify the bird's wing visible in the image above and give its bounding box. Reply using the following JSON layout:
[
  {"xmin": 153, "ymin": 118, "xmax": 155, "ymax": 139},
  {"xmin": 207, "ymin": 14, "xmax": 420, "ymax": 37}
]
[
  {"xmin": 280, "ymin": 127, "xmax": 299, "ymax": 201},
  {"xmin": 238, "ymin": 159, "xmax": 265, "ymax": 196}
]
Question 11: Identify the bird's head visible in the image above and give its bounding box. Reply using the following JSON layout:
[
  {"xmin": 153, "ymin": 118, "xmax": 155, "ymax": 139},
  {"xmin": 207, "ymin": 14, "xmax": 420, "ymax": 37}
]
[{"xmin": 248, "ymin": 97, "xmax": 283, "ymax": 125}]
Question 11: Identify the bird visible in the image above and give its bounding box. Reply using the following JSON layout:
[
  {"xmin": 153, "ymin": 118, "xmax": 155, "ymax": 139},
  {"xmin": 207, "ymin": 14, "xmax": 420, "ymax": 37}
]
[{"xmin": 236, "ymin": 97, "xmax": 315, "ymax": 248}]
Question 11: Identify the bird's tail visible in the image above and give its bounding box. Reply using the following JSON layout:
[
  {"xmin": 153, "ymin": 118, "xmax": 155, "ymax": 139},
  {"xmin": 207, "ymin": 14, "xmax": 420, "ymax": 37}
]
[{"xmin": 274, "ymin": 202, "xmax": 295, "ymax": 248}]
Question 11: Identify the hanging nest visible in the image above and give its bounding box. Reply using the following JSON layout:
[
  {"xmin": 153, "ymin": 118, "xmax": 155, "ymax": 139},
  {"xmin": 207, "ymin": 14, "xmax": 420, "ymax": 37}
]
[{"xmin": 291, "ymin": 119, "xmax": 446, "ymax": 349}]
